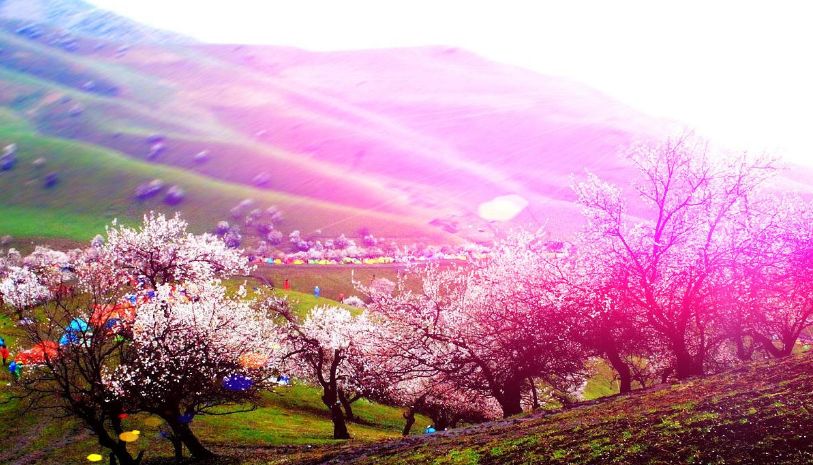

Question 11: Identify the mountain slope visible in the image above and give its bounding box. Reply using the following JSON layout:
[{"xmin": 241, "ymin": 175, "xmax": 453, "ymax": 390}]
[
  {"xmin": 0, "ymin": 3, "xmax": 675, "ymax": 243},
  {"xmin": 3, "ymin": 3, "xmax": 808, "ymax": 245},
  {"xmin": 0, "ymin": 0, "xmax": 187, "ymax": 43},
  {"xmin": 281, "ymin": 352, "xmax": 813, "ymax": 465}
]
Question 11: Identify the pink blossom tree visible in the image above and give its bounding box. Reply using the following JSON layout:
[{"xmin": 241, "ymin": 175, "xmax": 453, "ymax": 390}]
[
  {"xmin": 727, "ymin": 195, "xmax": 813, "ymax": 358},
  {"xmin": 574, "ymin": 134, "xmax": 774, "ymax": 378}
]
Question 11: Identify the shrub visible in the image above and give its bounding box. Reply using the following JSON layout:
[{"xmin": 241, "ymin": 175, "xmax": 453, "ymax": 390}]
[
  {"xmin": 43, "ymin": 172, "xmax": 59, "ymax": 189},
  {"xmin": 215, "ymin": 221, "xmax": 230, "ymax": 236},
  {"xmin": 134, "ymin": 179, "xmax": 165, "ymax": 200},
  {"xmin": 164, "ymin": 185, "xmax": 185, "ymax": 205},
  {"xmin": 193, "ymin": 150, "xmax": 210, "ymax": 164},
  {"xmin": 252, "ymin": 171, "xmax": 271, "ymax": 188}
]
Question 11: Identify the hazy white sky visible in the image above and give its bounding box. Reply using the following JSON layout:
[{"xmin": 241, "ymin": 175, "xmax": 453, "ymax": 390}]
[{"xmin": 90, "ymin": 0, "xmax": 813, "ymax": 165}]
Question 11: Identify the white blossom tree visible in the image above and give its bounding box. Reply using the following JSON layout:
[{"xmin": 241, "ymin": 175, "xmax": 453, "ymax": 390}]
[
  {"xmin": 108, "ymin": 280, "xmax": 280, "ymax": 459},
  {"xmin": 269, "ymin": 301, "xmax": 379, "ymax": 439},
  {"xmin": 104, "ymin": 212, "xmax": 251, "ymax": 287},
  {"xmin": 364, "ymin": 233, "xmax": 587, "ymax": 418}
]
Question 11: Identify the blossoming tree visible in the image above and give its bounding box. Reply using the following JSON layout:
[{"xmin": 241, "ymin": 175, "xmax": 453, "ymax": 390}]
[
  {"xmin": 269, "ymin": 301, "xmax": 379, "ymax": 439},
  {"xmin": 364, "ymin": 233, "xmax": 587, "ymax": 418},
  {"xmin": 0, "ymin": 213, "xmax": 273, "ymax": 464},
  {"xmin": 574, "ymin": 134, "xmax": 774, "ymax": 378}
]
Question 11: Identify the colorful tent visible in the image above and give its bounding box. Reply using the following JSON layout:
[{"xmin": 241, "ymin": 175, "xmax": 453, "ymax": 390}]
[
  {"xmin": 15, "ymin": 341, "xmax": 59, "ymax": 364},
  {"xmin": 66, "ymin": 318, "xmax": 89, "ymax": 332},
  {"xmin": 89, "ymin": 303, "xmax": 136, "ymax": 328}
]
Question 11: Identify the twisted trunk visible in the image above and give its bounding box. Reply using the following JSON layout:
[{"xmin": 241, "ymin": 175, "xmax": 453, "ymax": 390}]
[
  {"xmin": 338, "ymin": 389, "xmax": 355, "ymax": 422},
  {"xmin": 161, "ymin": 410, "xmax": 214, "ymax": 459},
  {"xmin": 402, "ymin": 406, "xmax": 417, "ymax": 436},
  {"xmin": 324, "ymin": 391, "xmax": 350, "ymax": 439},
  {"xmin": 603, "ymin": 341, "xmax": 633, "ymax": 394},
  {"xmin": 497, "ymin": 379, "xmax": 524, "ymax": 418}
]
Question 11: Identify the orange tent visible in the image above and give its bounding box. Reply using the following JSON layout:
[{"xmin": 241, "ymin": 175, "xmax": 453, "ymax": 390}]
[
  {"xmin": 89, "ymin": 303, "xmax": 136, "ymax": 328},
  {"xmin": 16, "ymin": 341, "xmax": 59, "ymax": 365}
]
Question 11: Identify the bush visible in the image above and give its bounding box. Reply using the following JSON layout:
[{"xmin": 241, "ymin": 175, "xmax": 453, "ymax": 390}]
[
  {"xmin": 164, "ymin": 185, "xmax": 186, "ymax": 205},
  {"xmin": 266, "ymin": 230, "xmax": 283, "ymax": 246},
  {"xmin": 146, "ymin": 133, "xmax": 165, "ymax": 144},
  {"xmin": 223, "ymin": 230, "xmax": 242, "ymax": 248},
  {"xmin": 215, "ymin": 221, "xmax": 230, "ymax": 236},
  {"xmin": 0, "ymin": 154, "xmax": 16, "ymax": 171},
  {"xmin": 342, "ymin": 295, "xmax": 367, "ymax": 308},
  {"xmin": 252, "ymin": 171, "xmax": 271, "ymax": 188},
  {"xmin": 230, "ymin": 198, "xmax": 255, "ymax": 218},
  {"xmin": 43, "ymin": 172, "xmax": 59, "ymax": 189},
  {"xmin": 193, "ymin": 150, "xmax": 210, "ymax": 164},
  {"xmin": 134, "ymin": 179, "xmax": 165, "ymax": 200},
  {"xmin": 68, "ymin": 104, "xmax": 84, "ymax": 117},
  {"xmin": 147, "ymin": 142, "xmax": 166, "ymax": 160}
]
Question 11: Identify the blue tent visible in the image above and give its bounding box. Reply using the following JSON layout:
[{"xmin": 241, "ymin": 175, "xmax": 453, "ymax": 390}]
[
  {"xmin": 60, "ymin": 332, "xmax": 79, "ymax": 346},
  {"xmin": 223, "ymin": 374, "xmax": 253, "ymax": 392},
  {"xmin": 66, "ymin": 318, "xmax": 89, "ymax": 332}
]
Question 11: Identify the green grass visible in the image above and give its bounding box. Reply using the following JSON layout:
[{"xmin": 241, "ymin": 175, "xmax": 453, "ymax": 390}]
[
  {"xmin": 0, "ymin": 125, "xmax": 448, "ymax": 241},
  {"xmin": 301, "ymin": 353, "xmax": 813, "ymax": 465},
  {"xmin": 0, "ymin": 29, "xmax": 458, "ymax": 246},
  {"xmin": 0, "ymin": 204, "xmax": 116, "ymax": 241}
]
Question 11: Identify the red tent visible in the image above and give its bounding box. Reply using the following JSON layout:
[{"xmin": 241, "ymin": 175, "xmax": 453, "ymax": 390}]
[
  {"xmin": 16, "ymin": 341, "xmax": 59, "ymax": 365},
  {"xmin": 89, "ymin": 302, "xmax": 136, "ymax": 327}
]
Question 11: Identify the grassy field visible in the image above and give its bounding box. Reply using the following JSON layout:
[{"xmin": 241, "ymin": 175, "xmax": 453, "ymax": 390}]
[{"xmin": 273, "ymin": 351, "xmax": 813, "ymax": 465}]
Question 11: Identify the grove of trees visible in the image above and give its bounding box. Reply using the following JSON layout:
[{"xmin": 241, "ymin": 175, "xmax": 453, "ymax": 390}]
[{"xmin": 2, "ymin": 134, "xmax": 813, "ymax": 462}]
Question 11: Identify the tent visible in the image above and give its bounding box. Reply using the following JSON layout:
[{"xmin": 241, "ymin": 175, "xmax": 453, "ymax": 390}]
[
  {"xmin": 16, "ymin": 341, "xmax": 59, "ymax": 364},
  {"xmin": 89, "ymin": 303, "xmax": 136, "ymax": 328},
  {"xmin": 66, "ymin": 318, "xmax": 89, "ymax": 332}
]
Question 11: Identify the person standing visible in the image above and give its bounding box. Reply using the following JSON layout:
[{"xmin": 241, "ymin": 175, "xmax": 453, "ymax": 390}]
[{"xmin": 314, "ymin": 285, "xmax": 321, "ymax": 298}]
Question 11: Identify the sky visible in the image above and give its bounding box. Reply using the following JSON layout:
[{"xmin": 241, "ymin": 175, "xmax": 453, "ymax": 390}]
[{"xmin": 90, "ymin": 0, "xmax": 813, "ymax": 166}]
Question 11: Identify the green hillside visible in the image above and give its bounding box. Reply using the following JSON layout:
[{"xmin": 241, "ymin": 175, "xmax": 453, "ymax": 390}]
[
  {"xmin": 0, "ymin": 25, "xmax": 455, "ymax": 244},
  {"xmin": 274, "ymin": 352, "xmax": 813, "ymax": 465}
]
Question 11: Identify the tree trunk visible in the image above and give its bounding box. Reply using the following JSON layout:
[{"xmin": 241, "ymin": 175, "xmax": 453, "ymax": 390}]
[
  {"xmin": 752, "ymin": 333, "xmax": 788, "ymax": 358},
  {"xmin": 604, "ymin": 344, "xmax": 633, "ymax": 394},
  {"xmin": 163, "ymin": 413, "xmax": 214, "ymax": 459},
  {"xmin": 338, "ymin": 390, "xmax": 355, "ymax": 422},
  {"xmin": 734, "ymin": 334, "xmax": 752, "ymax": 361},
  {"xmin": 779, "ymin": 332, "xmax": 798, "ymax": 357},
  {"xmin": 528, "ymin": 378, "xmax": 540, "ymax": 410},
  {"xmin": 673, "ymin": 339, "xmax": 703, "ymax": 379},
  {"xmin": 402, "ymin": 406, "xmax": 416, "ymax": 437},
  {"xmin": 89, "ymin": 420, "xmax": 140, "ymax": 465},
  {"xmin": 430, "ymin": 412, "xmax": 451, "ymax": 431},
  {"xmin": 330, "ymin": 402, "xmax": 350, "ymax": 439},
  {"xmin": 498, "ymin": 380, "xmax": 524, "ymax": 418},
  {"xmin": 171, "ymin": 436, "xmax": 184, "ymax": 463},
  {"xmin": 322, "ymin": 389, "xmax": 350, "ymax": 439},
  {"xmin": 177, "ymin": 422, "xmax": 212, "ymax": 459}
]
